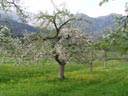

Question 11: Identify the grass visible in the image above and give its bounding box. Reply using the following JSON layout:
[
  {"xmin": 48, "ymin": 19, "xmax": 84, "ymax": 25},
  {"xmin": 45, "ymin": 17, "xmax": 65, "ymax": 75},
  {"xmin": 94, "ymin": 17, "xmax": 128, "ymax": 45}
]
[{"xmin": 0, "ymin": 60, "xmax": 128, "ymax": 96}]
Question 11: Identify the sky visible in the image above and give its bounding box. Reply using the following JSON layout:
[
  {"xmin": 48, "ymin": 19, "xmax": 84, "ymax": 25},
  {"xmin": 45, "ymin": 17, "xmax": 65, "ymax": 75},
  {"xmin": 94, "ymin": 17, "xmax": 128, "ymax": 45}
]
[{"xmin": 23, "ymin": 0, "xmax": 128, "ymax": 17}]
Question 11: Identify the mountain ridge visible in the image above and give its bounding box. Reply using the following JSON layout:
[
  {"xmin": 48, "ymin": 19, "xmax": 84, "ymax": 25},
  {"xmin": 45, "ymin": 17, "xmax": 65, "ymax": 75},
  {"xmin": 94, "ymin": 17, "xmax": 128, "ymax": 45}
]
[
  {"xmin": 0, "ymin": 11, "xmax": 121, "ymax": 37},
  {"xmin": 74, "ymin": 13, "xmax": 121, "ymax": 36}
]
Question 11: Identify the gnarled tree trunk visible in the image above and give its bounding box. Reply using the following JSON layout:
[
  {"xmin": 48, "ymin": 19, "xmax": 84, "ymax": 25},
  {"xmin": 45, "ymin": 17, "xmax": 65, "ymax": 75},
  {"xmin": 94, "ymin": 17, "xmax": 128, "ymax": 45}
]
[{"xmin": 54, "ymin": 54, "xmax": 66, "ymax": 79}]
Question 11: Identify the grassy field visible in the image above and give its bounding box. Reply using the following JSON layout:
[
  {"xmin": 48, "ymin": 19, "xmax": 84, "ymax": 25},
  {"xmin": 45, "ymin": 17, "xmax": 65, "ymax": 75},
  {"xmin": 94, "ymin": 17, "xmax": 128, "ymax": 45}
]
[{"xmin": 0, "ymin": 60, "xmax": 128, "ymax": 96}]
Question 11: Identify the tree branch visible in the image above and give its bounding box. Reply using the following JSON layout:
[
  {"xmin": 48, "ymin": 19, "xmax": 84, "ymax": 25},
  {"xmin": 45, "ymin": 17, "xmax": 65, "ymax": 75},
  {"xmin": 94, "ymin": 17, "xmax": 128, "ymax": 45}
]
[
  {"xmin": 6, "ymin": 0, "xmax": 27, "ymax": 22},
  {"xmin": 59, "ymin": 18, "xmax": 74, "ymax": 31}
]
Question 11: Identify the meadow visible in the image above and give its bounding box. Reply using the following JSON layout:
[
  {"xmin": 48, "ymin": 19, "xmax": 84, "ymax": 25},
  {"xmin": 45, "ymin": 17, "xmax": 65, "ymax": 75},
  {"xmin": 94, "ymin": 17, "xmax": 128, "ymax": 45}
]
[{"xmin": 0, "ymin": 60, "xmax": 128, "ymax": 96}]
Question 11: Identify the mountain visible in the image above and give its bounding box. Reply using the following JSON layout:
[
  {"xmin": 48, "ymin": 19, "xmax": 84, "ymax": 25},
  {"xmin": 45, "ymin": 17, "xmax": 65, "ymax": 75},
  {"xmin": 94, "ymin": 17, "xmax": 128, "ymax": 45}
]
[
  {"xmin": 0, "ymin": 19, "xmax": 41, "ymax": 36},
  {"xmin": 0, "ymin": 11, "xmax": 121, "ymax": 37},
  {"xmin": 74, "ymin": 13, "xmax": 121, "ymax": 37},
  {"xmin": 0, "ymin": 11, "xmax": 41, "ymax": 36}
]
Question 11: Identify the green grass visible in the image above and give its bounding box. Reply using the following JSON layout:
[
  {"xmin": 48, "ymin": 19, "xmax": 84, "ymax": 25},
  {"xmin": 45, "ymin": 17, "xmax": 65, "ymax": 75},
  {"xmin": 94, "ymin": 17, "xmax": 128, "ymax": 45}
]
[{"xmin": 0, "ymin": 60, "xmax": 128, "ymax": 96}]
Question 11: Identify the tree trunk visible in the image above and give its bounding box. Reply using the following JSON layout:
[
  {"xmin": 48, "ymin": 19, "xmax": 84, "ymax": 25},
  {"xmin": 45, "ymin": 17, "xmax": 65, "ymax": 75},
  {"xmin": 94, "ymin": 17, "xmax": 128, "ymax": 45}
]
[
  {"xmin": 89, "ymin": 62, "xmax": 93, "ymax": 72},
  {"xmin": 104, "ymin": 51, "xmax": 108, "ymax": 69},
  {"xmin": 54, "ymin": 54, "xmax": 66, "ymax": 79},
  {"xmin": 104, "ymin": 57, "xmax": 107, "ymax": 69},
  {"xmin": 58, "ymin": 63, "xmax": 65, "ymax": 79}
]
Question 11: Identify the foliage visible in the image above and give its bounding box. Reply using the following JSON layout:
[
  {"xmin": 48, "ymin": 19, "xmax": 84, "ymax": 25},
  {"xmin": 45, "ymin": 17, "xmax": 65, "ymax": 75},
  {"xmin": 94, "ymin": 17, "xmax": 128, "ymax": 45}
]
[
  {"xmin": 0, "ymin": 26, "xmax": 12, "ymax": 43},
  {"xmin": 35, "ymin": 1, "xmax": 91, "ymax": 79},
  {"xmin": 115, "ymin": 23, "xmax": 128, "ymax": 53},
  {"xmin": 99, "ymin": 0, "xmax": 128, "ymax": 63},
  {"xmin": 0, "ymin": 0, "xmax": 128, "ymax": 81},
  {"xmin": 0, "ymin": 0, "xmax": 28, "ymax": 22}
]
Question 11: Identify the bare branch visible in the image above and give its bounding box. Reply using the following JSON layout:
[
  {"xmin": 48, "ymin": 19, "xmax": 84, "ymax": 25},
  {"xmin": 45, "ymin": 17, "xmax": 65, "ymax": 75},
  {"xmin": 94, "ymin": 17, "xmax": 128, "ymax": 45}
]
[{"xmin": 0, "ymin": 0, "xmax": 28, "ymax": 22}]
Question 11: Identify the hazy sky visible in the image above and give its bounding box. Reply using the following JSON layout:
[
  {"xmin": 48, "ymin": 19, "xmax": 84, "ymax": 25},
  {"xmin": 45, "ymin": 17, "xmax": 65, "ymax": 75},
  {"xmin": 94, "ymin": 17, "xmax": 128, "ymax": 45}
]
[{"xmin": 23, "ymin": 0, "xmax": 127, "ymax": 17}]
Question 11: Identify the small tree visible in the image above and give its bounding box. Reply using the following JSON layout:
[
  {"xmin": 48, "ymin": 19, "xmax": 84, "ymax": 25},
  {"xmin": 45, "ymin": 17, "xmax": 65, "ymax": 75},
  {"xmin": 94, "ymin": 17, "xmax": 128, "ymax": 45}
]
[
  {"xmin": 70, "ymin": 34, "xmax": 98, "ymax": 72},
  {"xmin": 95, "ymin": 30, "xmax": 118, "ymax": 69},
  {"xmin": 0, "ymin": 26, "xmax": 12, "ymax": 64},
  {"xmin": 36, "ymin": 2, "xmax": 87, "ymax": 79}
]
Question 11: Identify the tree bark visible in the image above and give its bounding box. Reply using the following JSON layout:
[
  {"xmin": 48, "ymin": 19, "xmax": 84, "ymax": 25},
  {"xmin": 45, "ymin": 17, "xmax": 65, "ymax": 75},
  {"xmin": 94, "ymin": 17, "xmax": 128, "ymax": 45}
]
[
  {"xmin": 104, "ymin": 57, "xmax": 107, "ymax": 69},
  {"xmin": 54, "ymin": 54, "xmax": 66, "ymax": 79},
  {"xmin": 89, "ymin": 62, "xmax": 93, "ymax": 72},
  {"xmin": 58, "ymin": 63, "xmax": 65, "ymax": 79},
  {"xmin": 104, "ymin": 50, "xmax": 108, "ymax": 69}
]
